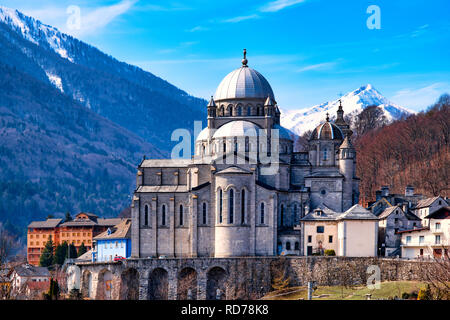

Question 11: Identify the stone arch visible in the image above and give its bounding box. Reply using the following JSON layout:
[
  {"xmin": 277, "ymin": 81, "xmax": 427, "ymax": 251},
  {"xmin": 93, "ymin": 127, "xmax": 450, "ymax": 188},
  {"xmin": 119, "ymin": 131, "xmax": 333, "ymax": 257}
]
[
  {"xmin": 81, "ymin": 270, "xmax": 92, "ymax": 299},
  {"xmin": 236, "ymin": 104, "xmax": 243, "ymax": 116},
  {"xmin": 206, "ymin": 266, "xmax": 228, "ymax": 300},
  {"xmin": 119, "ymin": 268, "xmax": 140, "ymax": 300},
  {"xmin": 177, "ymin": 267, "xmax": 198, "ymax": 300},
  {"xmin": 148, "ymin": 268, "xmax": 169, "ymax": 300},
  {"xmin": 226, "ymin": 104, "xmax": 232, "ymax": 116},
  {"xmin": 96, "ymin": 268, "xmax": 113, "ymax": 300}
]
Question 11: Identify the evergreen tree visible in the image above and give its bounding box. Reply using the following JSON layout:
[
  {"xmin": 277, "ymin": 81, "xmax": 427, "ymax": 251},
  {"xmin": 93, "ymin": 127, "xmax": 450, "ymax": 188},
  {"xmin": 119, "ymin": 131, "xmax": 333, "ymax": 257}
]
[
  {"xmin": 53, "ymin": 241, "xmax": 68, "ymax": 265},
  {"xmin": 64, "ymin": 212, "xmax": 73, "ymax": 222},
  {"xmin": 68, "ymin": 243, "xmax": 77, "ymax": 259},
  {"xmin": 77, "ymin": 242, "xmax": 87, "ymax": 257},
  {"xmin": 39, "ymin": 236, "xmax": 54, "ymax": 267}
]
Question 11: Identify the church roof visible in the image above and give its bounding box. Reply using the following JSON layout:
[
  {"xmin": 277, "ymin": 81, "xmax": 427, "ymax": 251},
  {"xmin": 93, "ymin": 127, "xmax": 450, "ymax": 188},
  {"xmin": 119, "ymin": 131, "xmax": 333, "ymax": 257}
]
[
  {"xmin": 215, "ymin": 166, "xmax": 252, "ymax": 175},
  {"xmin": 214, "ymin": 50, "xmax": 275, "ymax": 101},
  {"xmin": 140, "ymin": 159, "xmax": 192, "ymax": 168},
  {"xmin": 137, "ymin": 185, "xmax": 188, "ymax": 193},
  {"xmin": 213, "ymin": 120, "xmax": 261, "ymax": 138},
  {"xmin": 310, "ymin": 120, "xmax": 344, "ymax": 141}
]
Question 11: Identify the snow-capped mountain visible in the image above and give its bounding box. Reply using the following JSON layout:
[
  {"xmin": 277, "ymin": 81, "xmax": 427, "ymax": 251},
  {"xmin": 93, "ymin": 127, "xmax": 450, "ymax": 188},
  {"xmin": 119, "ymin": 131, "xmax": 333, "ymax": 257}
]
[
  {"xmin": 0, "ymin": 6, "xmax": 206, "ymax": 150},
  {"xmin": 281, "ymin": 84, "xmax": 415, "ymax": 136}
]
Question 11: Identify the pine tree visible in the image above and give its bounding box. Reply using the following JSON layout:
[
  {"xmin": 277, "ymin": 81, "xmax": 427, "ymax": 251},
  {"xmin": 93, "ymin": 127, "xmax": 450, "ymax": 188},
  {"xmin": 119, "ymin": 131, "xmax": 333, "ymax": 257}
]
[
  {"xmin": 68, "ymin": 243, "xmax": 77, "ymax": 260},
  {"xmin": 53, "ymin": 241, "xmax": 68, "ymax": 265},
  {"xmin": 64, "ymin": 212, "xmax": 73, "ymax": 222},
  {"xmin": 39, "ymin": 236, "xmax": 54, "ymax": 267},
  {"xmin": 77, "ymin": 242, "xmax": 87, "ymax": 257}
]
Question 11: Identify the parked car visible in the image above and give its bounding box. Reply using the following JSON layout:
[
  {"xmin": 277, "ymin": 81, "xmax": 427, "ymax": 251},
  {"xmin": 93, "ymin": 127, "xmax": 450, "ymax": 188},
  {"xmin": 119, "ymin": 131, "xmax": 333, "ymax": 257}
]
[
  {"xmin": 113, "ymin": 256, "xmax": 126, "ymax": 261},
  {"xmin": 158, "ymin": 255, "xmax": 167, "ymax": 259}
]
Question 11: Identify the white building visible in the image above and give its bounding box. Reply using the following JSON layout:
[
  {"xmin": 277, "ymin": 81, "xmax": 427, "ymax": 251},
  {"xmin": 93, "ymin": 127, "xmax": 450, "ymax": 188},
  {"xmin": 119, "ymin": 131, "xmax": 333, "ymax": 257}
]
[{"xmin": 400, "ymin": 206, "xmax": 450, "ymax": 259}]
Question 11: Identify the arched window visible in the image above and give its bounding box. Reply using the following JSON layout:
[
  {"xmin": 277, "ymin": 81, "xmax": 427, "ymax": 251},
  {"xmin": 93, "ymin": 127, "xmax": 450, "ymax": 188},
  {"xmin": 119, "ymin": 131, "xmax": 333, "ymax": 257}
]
[
  {"xmin": 179, "ymin": 204, "xmax": 183, "ymax": 226},
  {"xmin": 295, "ymin": 242, "xmax": 299, "ymax": 250},
  {"xmin": 293, "ymin": 205, "xmax": 297, "ymax": 223},
  {"xmin": 237, "ymin": 106, "xmax": 242, "ymax": 116},
  {"xmin": 202, "ymin": 202, "xmax": 207, "ymax": 225},
  {"xmin": 280, "ymin": 204, "xmax": 284, "ymax": 226},
  {"xmin": 247, "ymin": 106, "xmax": 251, "ymax": 116},
  {"xmin": 229, "ymin": 189, "xmax": 234, "ymax": 224},
  {"xmin": 219, "ymin": 189, "xmax": 223, "ymax": 223},
  {"xmin": 161, "ymin": 205, "xmax": 166, "ymax": 226},
  {"xmin": 223, "ymin": 142, "xmax": 226, "ymax": 153},
  {"xmin": 144, "ymin": 204, "xmax": 149, "ymax": 226},
  {"xmin": 286, "ymin": 241, "xmax": 291, "ymax": 250},
  {"xmin": 241, "ymin": 189, "xmax": 246, "ymax": 224},
  {"xmin": 323, "ymin": 148, "xmax": 328, "ymax": 161},
  {"xmin": 260, "ymin": 203, "xmax": 265, "ymax": 224}
]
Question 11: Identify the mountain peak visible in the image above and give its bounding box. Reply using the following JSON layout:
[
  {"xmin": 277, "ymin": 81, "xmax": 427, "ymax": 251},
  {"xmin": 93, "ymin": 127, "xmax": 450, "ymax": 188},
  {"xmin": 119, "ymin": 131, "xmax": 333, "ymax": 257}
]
[{"xmin": 281, "ymin": 84, "xmax": 415, "ymax": 136}]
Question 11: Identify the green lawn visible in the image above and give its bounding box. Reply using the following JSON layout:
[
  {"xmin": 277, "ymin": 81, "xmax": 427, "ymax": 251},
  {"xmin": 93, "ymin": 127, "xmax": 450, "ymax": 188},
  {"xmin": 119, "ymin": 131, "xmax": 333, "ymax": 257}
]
[{"xmin": 262, "ymin": 281, "xmax": 428, "ymax": 300}]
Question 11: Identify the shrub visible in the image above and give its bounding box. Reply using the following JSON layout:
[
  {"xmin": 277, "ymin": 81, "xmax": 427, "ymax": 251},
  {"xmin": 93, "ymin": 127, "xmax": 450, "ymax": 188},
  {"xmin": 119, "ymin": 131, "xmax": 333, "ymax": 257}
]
[
  {"xmin": 417, "ymin": 285, "xmax": 432, "ymax": 300},
  {"xmin": 324, "ymin": 249, "xmax": 336, "ymax": 256}
]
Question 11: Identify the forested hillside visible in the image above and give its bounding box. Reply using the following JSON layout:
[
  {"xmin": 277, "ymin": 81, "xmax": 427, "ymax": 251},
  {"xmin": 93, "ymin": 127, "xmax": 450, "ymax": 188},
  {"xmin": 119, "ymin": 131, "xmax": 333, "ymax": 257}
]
[
  {"xmin": 0, "ymin": 62, "xmax": 165, "ymax": 238},
  {"xmin": 355, "ymin": 94, "xmax": 450, "ymax": 204}
]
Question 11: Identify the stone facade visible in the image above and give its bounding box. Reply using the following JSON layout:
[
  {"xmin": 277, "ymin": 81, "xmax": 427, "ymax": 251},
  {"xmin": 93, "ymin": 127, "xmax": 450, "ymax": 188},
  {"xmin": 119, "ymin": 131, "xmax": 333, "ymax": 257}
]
[
  {"xmin": 130, "ymin": 52, "xmax": 359, "ymax": 259},
  {"xmin": 74, "ymin": 256, "xmax": 436, "ymax": 300}
]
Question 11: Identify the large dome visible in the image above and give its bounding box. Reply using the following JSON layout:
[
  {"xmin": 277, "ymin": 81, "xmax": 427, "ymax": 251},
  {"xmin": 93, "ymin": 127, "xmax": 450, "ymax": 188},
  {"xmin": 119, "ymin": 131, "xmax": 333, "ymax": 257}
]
[
  {"xmin": 213, "ymin": 121, "xmax": 261, "ymax": 139},
  {"xmin": 214, "ymin": 53, "xmax": 275, "ymax": 101}
]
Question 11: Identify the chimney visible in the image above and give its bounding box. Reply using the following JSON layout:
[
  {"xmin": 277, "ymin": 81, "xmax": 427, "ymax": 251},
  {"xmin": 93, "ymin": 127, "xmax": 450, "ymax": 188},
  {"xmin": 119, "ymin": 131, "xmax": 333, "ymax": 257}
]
[
  {"xmin": 405, "ymin": 185, "xmax": 414, "ymax": 197},
  {"xmin": 375, "ymin": 190, "xmax": 381, "ymax": 201},
  {"xmin": 381, "ymin": 186, "xmax": 389, "ymax": 197}
]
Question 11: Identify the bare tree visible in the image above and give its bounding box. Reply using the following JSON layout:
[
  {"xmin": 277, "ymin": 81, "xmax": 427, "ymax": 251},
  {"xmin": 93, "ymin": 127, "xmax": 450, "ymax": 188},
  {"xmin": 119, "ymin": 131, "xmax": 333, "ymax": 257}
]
[
  {"xmin": 354, "ymin": 105, "xmax": 387, "ymax": 137},
  {"xmin": 421, "ymin": 246, "xmax": 450, "ymax": 299}
]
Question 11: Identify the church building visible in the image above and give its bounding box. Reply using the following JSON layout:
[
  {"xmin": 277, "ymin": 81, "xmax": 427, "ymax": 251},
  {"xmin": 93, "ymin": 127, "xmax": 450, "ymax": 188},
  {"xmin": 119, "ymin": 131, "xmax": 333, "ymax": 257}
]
[{"xmin": 130, "ymin": 50, "xmax": 361, "ymax": 258}]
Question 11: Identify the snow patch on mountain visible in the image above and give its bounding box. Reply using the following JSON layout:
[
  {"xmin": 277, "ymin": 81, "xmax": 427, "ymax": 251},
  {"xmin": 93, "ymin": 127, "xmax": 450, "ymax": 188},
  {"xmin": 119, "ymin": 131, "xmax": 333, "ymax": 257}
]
[
  {"xmin": 45, "ymin": 71, "xmax": 64, "ymax": 92},
  {"xmin": 0, "ymin": 6, "xmax": 73, "ymax": 62},
  {"xmin": 281, "ymin": 84, "xmax": 415, "ymax": 136}
]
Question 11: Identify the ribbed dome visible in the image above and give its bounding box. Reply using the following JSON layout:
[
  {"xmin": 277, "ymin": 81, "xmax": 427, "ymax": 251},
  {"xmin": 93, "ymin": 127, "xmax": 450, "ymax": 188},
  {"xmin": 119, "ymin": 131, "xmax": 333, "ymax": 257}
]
[
  {"xmin": 310, "ymin": 121, "xmax": 343, "ymax": 141},
  {"xmin": 213, "ymin": 121, "xmax": 261, "ymax": 139},
  {"xmin": 214, "ymin": 66, "xmax": 275, "ymax": 101}
]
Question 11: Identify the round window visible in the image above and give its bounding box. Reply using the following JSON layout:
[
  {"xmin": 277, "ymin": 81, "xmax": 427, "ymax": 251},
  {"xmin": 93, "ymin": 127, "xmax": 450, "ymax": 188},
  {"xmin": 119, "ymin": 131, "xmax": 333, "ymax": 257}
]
[{"xmin": 320, "ymin": 188, "xmax": 327, "ymax": 196}]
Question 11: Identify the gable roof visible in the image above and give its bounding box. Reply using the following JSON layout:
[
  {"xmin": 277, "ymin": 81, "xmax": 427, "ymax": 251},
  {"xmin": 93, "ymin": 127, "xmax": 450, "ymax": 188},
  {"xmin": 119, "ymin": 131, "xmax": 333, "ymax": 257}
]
[
  {"xmin": 378, "ymin": 205, "xmax": 401, "ymax": 219},
  {"xmin": 301, "ymin": 204, "xmax": 340, "ymax": 221},
  {"xmin": 415, "ymin": 196, "xmax": 447, "ymax": 209},
  {"xmin": 94, "ymin": 219, "xmax": 131, "ymax": 240},
  {"xmin": 13, "ymin": 265, "xmax": 50, "ymax": 278},
  {"xmin": 215, "ymin": 166, "xmax": 252, "ymax": 175},
  {"xmin": 338, "ymin": 204, "xmax": 378, "ymax": 220},
  {"xmin": 424, "ymin": 206, "xmax": 450, "ymax": 219},
  {"xmin": 28, "ymin": 218, "xmax": 62, "ymax": 229}
]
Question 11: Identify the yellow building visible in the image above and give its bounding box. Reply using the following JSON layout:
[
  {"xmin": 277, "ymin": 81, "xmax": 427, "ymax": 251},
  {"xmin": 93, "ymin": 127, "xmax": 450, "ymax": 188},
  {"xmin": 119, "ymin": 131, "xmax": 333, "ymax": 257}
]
[{"xmin": 301, "ymin": 204, "xmax": 378, "ymax": 257}]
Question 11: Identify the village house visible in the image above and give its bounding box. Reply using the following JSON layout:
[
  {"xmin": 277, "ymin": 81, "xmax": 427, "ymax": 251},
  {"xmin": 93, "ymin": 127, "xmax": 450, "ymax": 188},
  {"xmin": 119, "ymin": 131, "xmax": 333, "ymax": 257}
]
[
  {"xmin": 300, "ymin": 204, "xmax": 378, "ymax": 257},
  {"xmin": 9, "ymin": 264, "xmax": 50, "ymax": 296},
  {"xmin": 93, "ymin": 219, "xmax": 132, "ymax": 262},
  {"xmin": 413, "ymin": 196, "xmax": 449, "ymax": 226},
  {"xmin": 368, "ymin": 185, "xmax": 424, "ymax": 216},
  {"xmin": 377, "ymin": 205, "xmax": 421, "ymax": 257},
  {"xmin": 27, "ymin": 212, "xmax": 123, "ymax": 265},
  {"xmin": 400, "ymin": 206, "xmax": 450, "ymax": 259}
]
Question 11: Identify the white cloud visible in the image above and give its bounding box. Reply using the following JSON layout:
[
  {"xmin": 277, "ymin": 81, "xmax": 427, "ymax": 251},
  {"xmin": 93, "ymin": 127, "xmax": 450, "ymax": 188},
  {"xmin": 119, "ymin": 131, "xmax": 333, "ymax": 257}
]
[
  {"xmin": 186, "ymin": 25, "xmax": 208, "ymax": 32},
  {"xmin": 260, "ymin": 0, "xmax": 306, "ymax": 13},
  {"xmin": 296, "ymin": 62, "xmax": 336, "ymax": 73},
  {"xmin": 22, "ymin": 0, "xmax": 137, "ymax": 37},
  {"xmin": 391, "ymin": 82, "xmax": 450, "ymax": 111},
  {"xmin": 222, "ymin": 14, "xmax": 260, "ymax": 23}
]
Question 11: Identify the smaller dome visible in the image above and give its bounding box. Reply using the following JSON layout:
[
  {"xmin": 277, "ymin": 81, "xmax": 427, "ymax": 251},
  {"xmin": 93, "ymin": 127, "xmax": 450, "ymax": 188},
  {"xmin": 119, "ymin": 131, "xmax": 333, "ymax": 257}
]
[
  {"xmin": 196, "ymin": 127, "xmax": 212, "ymax": 141},
  {"xmin": 273, "ymin": 124, "xmax": 293, "ymax": 141},
  {"xmin": 310, "ymin": 121, "xmax": 343, "ymax": 141},
  {"xmin": 213, "ymin": 121, "xmax": 260, "ymax": 139}
]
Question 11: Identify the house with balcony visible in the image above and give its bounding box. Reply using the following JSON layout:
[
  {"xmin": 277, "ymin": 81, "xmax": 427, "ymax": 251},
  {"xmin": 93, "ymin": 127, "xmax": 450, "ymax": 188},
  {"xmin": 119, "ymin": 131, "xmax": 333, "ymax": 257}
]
[
  {"xmin": 400, "ymin": 206, "xmax": 450, "ymax": 259},
  {"xmin": 413, "ymin": 196, "xmax": 448, "ymax": 226}
]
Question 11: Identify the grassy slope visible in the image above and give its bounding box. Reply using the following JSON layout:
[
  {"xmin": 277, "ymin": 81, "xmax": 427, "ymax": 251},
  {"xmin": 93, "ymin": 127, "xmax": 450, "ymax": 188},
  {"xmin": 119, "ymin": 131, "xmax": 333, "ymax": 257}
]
[{"xmin": 263, "ymin": 281, "xmax": 427, "ymax": 300}]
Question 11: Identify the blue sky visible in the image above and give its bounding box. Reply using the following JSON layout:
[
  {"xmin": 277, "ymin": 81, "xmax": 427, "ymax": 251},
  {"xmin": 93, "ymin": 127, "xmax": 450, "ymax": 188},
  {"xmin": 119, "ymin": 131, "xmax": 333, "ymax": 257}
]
[{"xmin": 2, "ymin": 0, "xmax": 450, "ymax": 111}]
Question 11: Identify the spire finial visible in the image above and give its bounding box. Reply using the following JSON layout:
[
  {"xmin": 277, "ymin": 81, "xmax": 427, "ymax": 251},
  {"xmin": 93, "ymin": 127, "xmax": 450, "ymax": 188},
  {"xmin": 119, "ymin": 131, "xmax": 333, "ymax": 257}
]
[
  {"xmin": 242, "ymin": 48, "xmax": 248, "ymax": 66},
  {"xmin": 326, "ymin": 112, "xmax": 330, "ymax": 122}
]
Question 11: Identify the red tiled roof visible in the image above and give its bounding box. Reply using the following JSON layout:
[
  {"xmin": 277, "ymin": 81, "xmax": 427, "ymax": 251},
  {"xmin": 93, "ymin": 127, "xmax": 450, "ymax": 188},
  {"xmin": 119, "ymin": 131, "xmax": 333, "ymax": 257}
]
[{"xmin": 396, "ymin": 227, "xmax": 429, "ymax": 234}]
